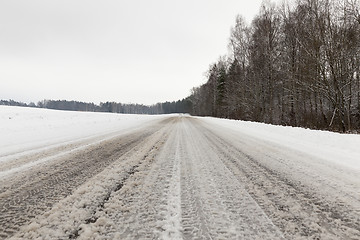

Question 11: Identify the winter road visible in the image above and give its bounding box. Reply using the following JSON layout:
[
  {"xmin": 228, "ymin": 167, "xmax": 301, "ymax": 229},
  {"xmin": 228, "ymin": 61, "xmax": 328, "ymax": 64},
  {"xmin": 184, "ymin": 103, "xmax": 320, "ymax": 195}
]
[{"xmin": 1, "ymin": 116, "xmax": 359, "ymax": 239}]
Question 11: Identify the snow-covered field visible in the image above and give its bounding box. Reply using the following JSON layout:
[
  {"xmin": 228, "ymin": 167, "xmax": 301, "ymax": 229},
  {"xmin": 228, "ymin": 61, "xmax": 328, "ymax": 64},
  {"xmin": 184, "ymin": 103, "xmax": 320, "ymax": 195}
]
[
  {"xmin": 1, "ymin": 106, "xmax": 359, "ymax": 239},
  {"xmin": 0, "ymin": 105, "xmax": 165, "ymax": 159}
]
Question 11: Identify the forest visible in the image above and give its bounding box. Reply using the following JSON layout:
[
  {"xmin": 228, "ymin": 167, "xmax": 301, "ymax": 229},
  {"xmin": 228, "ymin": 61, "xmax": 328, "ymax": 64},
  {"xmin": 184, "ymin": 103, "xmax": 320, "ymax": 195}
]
[{"xmin": 189, "ymin": 0, "xmax": 360, "ymax": 132}]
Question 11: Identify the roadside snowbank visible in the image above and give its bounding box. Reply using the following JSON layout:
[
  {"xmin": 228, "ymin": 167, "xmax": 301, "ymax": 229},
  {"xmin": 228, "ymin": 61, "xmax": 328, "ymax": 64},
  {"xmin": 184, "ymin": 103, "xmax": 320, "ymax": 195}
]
[
  {"xmin": 201, "ymin": 117, "xmax": 360, "ymax": 170},
  {"xmin": 0, "ymin": 106, "xmax": 165, "ymax": 160}
]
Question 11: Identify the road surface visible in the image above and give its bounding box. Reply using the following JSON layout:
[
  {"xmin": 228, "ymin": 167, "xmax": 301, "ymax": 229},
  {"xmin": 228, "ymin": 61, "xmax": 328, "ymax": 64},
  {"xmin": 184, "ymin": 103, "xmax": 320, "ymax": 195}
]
[{"xmin": 0, "ymin": 116, "xmax": 359, "ymax": 239}]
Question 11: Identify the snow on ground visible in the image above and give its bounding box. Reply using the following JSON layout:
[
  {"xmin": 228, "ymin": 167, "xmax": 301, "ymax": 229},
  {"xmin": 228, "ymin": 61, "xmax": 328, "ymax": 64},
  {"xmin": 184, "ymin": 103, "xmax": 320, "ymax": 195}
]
[
  {"xmin": 1, "ymin": 108, "xmax": 359, "ymax": 239},
  {"xmin": 0, "ymin": 105, "xmax": 166, "ymax": 160},
  {"xmin": 200, "ymin": 117, "xmax": 360, "ymax": 171}
]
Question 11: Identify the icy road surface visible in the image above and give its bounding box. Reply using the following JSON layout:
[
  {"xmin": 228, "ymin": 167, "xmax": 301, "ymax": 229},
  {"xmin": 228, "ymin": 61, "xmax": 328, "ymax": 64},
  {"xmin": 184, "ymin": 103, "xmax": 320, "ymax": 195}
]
[{"xmin": 1, "ymin": 114, "xmax": 360, "ymax": 239}]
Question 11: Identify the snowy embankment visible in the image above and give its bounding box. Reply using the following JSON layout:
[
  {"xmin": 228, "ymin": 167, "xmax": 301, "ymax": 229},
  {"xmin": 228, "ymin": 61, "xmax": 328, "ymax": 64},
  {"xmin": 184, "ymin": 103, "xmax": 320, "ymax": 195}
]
[
  {"xmin": 200, "ymin": 117, "xmax": 360, "ymax": 171},
  {"xmin": 0, "ymin": 105, "xmax": 166, "ymax": 163}
]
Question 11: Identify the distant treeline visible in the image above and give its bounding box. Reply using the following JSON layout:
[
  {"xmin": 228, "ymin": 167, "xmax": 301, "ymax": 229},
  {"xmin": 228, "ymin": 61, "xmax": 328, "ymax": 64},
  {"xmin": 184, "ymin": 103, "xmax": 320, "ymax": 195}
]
[
  {"xmin": 0, "ymin": 99, "xmax": 192, "ymax": 115},
  {"xmin": 187, "ymin": 0, "xmax": 360, "ymax": 132}
]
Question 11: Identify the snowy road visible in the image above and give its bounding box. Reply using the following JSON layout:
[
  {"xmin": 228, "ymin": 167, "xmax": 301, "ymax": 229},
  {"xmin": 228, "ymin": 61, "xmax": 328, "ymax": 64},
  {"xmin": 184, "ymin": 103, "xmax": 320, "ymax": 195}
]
[{"xmin": 1, "ymin": 116, "xmax": 359, "ymax": 239}]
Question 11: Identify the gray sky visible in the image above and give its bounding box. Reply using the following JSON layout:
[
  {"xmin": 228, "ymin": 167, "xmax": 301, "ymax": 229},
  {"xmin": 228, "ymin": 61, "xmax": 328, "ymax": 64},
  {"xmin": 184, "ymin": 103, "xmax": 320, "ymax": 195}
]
[{"xmin": 0, "ymin": 0, "xmax": 280, "ymax": 105}]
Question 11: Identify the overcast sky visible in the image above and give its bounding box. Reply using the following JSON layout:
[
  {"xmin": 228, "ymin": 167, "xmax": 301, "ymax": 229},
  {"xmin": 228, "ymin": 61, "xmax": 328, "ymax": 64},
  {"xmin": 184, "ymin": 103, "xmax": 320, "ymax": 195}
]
[{"xmin": 0, "ymin": 0, "xmax": 282, "ymax": 105}]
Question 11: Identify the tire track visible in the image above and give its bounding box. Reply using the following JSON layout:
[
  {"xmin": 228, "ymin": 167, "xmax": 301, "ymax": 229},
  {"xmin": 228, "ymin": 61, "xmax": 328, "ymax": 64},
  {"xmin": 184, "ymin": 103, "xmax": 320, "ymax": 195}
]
[
  {"xmin": 62, "ymin": 116, "xmax": 283, "ymax": 239},
  {"xmin": 195, "ymin": 118, "xmax": 360, "ymax": 239},
  {"xmin": 179, "ymin": 118, "xmax": 284, "ymax": 240},
  {"xmin": 75, "ymin": 118, "xmax": 183, "ymax": 240},
  {"xmin": 0, "ymin": 118, "xmax": 175, "ymax": 239}
]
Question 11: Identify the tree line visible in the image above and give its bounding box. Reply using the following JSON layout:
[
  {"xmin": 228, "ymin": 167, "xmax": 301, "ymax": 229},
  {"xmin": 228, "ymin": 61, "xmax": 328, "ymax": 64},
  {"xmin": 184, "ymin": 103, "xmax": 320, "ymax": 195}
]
[
  {"xmin": 189, "ymin": 0, "xmax": 360, "ymax": 132},
  {"xmin": 0, "ymin": 99, "xmax": 192, "ymax": 115}
]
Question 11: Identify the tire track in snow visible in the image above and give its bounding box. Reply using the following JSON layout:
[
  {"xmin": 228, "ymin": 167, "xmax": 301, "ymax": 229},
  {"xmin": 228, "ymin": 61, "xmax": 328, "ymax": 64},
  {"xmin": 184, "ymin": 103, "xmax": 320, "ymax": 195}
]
[
  {"xmin": 73, "ymin": 118, "xmax": 183, "ymax": 239},
  {"xmin": 197, "ymin": 118, "xmax": 360, "ymax": 239},
  {"xmin": 179, "ymin": 118, "xmax": 284, "ymax": 240},
  {"xmin": 159, "ymin": 127, "xmax": 183, "ymax": 240},
  {"xmin": 0, "ymin": 118, "xmax": 175, "ymax": 239}
]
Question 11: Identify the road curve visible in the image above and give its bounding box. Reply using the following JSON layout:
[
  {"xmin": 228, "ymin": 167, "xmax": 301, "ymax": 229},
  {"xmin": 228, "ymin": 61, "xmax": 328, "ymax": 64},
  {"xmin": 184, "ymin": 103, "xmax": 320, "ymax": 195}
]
[{"xmin": 1, "ymin": 116, "xmax": 359, "ymax": 239}]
